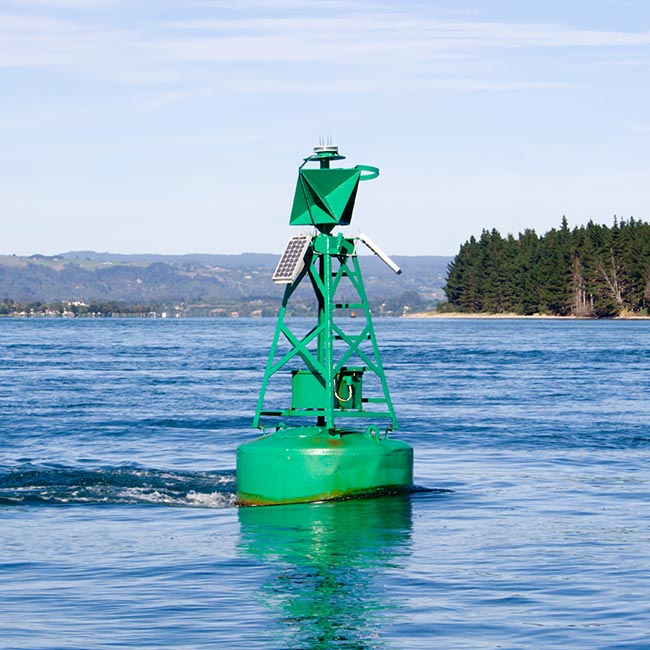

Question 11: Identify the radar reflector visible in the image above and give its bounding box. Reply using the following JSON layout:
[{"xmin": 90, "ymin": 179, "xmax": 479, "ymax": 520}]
[{"xmin": 273, "ymin": 234, "xmax": 312, "ymax": 284}]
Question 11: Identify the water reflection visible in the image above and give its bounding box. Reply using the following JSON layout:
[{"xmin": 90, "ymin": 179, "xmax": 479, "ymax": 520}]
[{"xmin": 237, "ymin": 496, "xmax": 413, "ymax": 649}]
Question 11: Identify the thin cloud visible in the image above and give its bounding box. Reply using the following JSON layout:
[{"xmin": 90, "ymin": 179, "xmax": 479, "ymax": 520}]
[
  {"xmin": 165, "ymin": 15, "xmax": 650, "ymax": 49},
  {"xmin": 3, "ymin": 0, "xmax": 115, "ymax": 8},
  {"xmin": 0, "ymin": 5, "xmax": 648, "ymax": 94}
]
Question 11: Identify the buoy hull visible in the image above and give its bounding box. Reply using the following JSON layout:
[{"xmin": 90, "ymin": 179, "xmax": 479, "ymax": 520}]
[{"xmin": 236, "ymin": 427, "xmax": 413, "ymax": 506}]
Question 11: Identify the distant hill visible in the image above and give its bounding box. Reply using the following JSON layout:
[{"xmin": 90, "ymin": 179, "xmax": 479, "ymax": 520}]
[
  {"xmin": 0, "ymin": 251, "xmax": 452, "ymax": 316},
  {"xmin": 58, "ymin": 251, "xmax": 280, "ymax": 269},
  {"xmin": 57, "ymin": 251, "xmax": 451, "ymax": 278}
]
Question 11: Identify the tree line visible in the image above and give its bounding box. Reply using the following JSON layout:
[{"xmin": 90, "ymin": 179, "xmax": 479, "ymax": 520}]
[{"xmin": 444, "ymin": 217, "xmax": 650, "ymax": 317}]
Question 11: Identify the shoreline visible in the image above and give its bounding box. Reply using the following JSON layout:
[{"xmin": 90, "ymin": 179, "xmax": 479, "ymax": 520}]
[{"xmin": 405, "ymin": 311, "xmax": 650, "ymax": 320}]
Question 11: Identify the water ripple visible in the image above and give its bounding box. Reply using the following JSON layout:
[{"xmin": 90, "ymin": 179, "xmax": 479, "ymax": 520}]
[{"xmin": 0, "ymin": 463, "xmax": 236, "ymax": 508}]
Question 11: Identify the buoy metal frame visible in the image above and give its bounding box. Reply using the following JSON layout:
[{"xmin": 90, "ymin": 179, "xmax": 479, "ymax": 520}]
[{"xmin": 236, "ymin": 145, "xmax": 413, "ymax": 506}]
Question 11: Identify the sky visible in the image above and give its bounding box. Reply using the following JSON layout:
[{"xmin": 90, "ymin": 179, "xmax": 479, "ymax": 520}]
[{"xmin": 1, "ymin": 0, "xmax": 649, "ymax": 257}]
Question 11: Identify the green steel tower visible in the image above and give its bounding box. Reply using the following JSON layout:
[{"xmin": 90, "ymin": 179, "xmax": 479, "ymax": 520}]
[{"xmin": 236, "ymin": 143, "xmax": 413, "ymax": 506}]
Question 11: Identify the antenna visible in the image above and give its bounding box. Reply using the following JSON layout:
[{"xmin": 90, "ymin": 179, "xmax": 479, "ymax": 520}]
[{"xmin": 357, "ymin": 232, "xmax": 401, "ymax": 275}]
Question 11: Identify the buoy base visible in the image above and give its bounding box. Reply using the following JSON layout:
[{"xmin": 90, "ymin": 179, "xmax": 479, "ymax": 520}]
[{"xmin": 235, "ymin": 426, "xmax": 413, "ymax": 506}]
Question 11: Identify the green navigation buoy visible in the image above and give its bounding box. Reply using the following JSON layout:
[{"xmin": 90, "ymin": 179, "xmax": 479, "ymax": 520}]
[{"xmin": 236, "ymin": 142, "xmax": 413, "ymax": 506}]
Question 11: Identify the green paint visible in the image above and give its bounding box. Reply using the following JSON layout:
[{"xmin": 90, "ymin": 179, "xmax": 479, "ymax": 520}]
[
  {"xmin": 290, "ymin": 168, "xmax": 361, "ymax": 227},
  {"xmin": 236, "ymin": 144, "xmax": 413, "ymax": 506},
  {"xmin": 253, "ymin": 242, "xmax": 397, "ymax": 430},
  {"xmin": 236, "ymin": 426, "xmax": 413, "ymax": 506}
]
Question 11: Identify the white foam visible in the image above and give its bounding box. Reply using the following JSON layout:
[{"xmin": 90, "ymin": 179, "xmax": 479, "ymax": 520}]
[
  {"xmin": 185, "ymin": 490, "xmax": 236, "ymax": 507},
  {"xmin": 114, "ymin": 487, "xmax": 235, "ymax": 508}
]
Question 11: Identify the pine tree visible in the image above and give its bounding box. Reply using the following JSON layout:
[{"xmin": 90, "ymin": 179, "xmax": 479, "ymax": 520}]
[{"xmin": 444, "ymin": 217, "xmax": 650, "ymax": 317}]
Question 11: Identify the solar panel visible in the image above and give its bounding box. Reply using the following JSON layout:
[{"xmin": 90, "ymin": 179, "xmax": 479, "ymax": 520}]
[{"xmin": 272, "ymin": 235, "xmax": 312, "ymax": 284}]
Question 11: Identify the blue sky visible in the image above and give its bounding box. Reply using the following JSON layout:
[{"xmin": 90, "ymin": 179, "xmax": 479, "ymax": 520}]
[{"xmin": 1, "ymin": 0, "xmax": 649, "ymax": 256}]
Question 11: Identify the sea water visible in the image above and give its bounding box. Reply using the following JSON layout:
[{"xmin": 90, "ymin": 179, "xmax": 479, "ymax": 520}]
[{"xmin": 1, "ymin": 318, "xmax": 649, "ymax": 649}]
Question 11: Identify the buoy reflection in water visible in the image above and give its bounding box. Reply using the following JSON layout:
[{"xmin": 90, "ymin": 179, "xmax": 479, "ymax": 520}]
[{"xmin": 237, "ymin": 496, "xmax": 413, "ymax": 649}]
